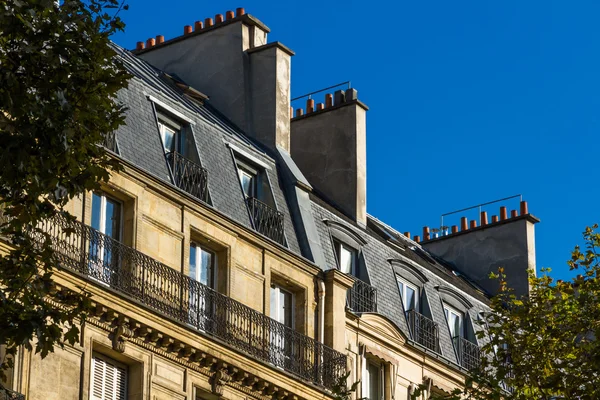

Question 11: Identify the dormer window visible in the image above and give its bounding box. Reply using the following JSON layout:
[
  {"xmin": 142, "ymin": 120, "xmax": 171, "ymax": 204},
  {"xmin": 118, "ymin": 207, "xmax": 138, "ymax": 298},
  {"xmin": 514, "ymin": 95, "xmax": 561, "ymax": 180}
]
[
  {"xmin": 158, "ymin": 115, "xmax": 182, "ymax": 153},
  {"xmin": 237, "ymin": 162, "xmax": 258, "ymax": 199},
  {"xmin": 333, "ymin": 239, "xmax": 357, "ymax": 275},
  {"xmin": 396, "ymin": 276, "xmax": 419, "ymax": 312},
  {"xmin": 444, "ymin": 303, "xmax": 464, "ymax": 339}
]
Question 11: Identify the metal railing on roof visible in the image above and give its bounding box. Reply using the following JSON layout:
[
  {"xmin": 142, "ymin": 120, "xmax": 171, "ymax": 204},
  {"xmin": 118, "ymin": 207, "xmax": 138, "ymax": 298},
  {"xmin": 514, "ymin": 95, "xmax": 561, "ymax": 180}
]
[
  {"xmin": 453, "ymin": 336, "xmax": 481, "ymax": 371},
  {"xmin": 347, "ymin": 278, "xmax": 377, "ymax": 313},
  {"xmin": 246, "ymin": 197, "xmax": 285, "ymax": 246},
  {"xmin": 406, "ymin": 309, "xmax": 440, "ymax": 353},
  {"xmin": 166, "ymin": 151, "xmax": 209, "ymax": 203}
]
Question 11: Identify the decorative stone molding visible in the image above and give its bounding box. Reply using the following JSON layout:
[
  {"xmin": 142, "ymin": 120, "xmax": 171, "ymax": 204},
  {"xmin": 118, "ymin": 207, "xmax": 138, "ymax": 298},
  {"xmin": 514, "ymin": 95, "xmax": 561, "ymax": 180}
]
[
  {"xmin": 82, "ymin": 299, "xmax": 311, "ymax": 400},
  {"xmin": 111, "ymin": 318, "xmax": 134, "ymax": 353}
]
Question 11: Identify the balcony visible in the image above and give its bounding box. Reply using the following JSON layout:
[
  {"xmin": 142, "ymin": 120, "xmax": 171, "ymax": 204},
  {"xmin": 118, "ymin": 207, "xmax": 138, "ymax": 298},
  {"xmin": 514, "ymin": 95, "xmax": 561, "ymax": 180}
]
[
  {"xmin": 166, "ymin": 151, "xmax": 209, "ymax": 203},
  {"xmin": 453, "ymin": 336, "xmax": 481, "ymax": 371},
  {"xmin": 347, "ymin": 278, "xmax": 377, "ymax": 313},
  {"xmin": 406, "ymin": 309, "xmax": 440, "ymax": 353},
  {"xmin": 245, "ymin": 197, "xmax": 285, "ymax": 246},
  {"xmin": 8, "ymin": 213, "xmax": 345, "ymax": 390},
  {"xmin": 0, "ymin": 388, "xmax": 25, "ymax": 400}
]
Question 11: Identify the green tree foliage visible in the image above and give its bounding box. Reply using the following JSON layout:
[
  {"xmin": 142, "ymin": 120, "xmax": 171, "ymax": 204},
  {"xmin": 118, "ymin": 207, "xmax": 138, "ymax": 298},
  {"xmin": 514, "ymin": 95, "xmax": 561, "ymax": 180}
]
[
  {"xmin": 413, "ymin": 225, "xmax": 600, "ymax": 400},
  {"xmin": 0, "ymin": 0, "xmax": 129, "ymax": 378}
]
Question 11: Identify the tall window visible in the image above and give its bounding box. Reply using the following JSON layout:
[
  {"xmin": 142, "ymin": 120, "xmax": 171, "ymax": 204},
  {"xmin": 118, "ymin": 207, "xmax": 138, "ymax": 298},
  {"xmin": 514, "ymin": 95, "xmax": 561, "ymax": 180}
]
[
  {"xmin": 90, "ymin": 354, "xmax": 127, "ymax": 400},
  {"xmin": 158, "ymin": 116, "xmax": 182, "ymax": 154},
  {"xmin": 333, "ymin": 239, "xmax": 357, "ymax": 276},
  {"xmin": 270, "ymin": 285, "xmax": 293, "ymax": 328},
  {"xmin": 444, "ymin": 303, "xmax": 464, "ymax": 339},
  {"xmin": 396, "ymin": 277, "xmax": 419, "ymax": 312},
  {"xmin": 188, "ymin": 244, "xmax": 216, "ymax": 331},
  {"xmin": 237, "ymin": 163, "xmax": 258, "ymax": 199},
  {"xmin": 363, "ymin": 360, "xmax": 384, "ymax": 400},
  {"xmin": 90, "ymin": 192, "xmax": 122, "ymax": 282},
  {"xmin": 189, "ymin": 244, "xmax": 215, "ymax": 289}
]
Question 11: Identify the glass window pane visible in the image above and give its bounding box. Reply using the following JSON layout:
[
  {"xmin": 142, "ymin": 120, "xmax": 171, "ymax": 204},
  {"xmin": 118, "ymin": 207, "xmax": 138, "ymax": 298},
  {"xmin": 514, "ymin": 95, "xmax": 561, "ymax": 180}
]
[
  {"xmin": 270, "ymin": 286, "xmax": 277, "ymax": 320},
  {"xmin": 105, "ymin": 198, "xmax": 121, "ymax": 241},
  {"xmin": 199, "ymin": 248, "xmax": 213, "ymax": 287},
  {"xmin": 339, "ymin": 245, "xmax": 353, "ymax": 274},
  {"xmin": 406, "ymin": 286, "xmax": 415, "ymax": 311},
  {"xmin": 189, "ymin": 245, "xmax": 197, "ymax": 280},
  {"xmin": 161, "ymin": 124, "xmax": 177, "ymax": 152},
  {"xmin": 367, "ymin": 363, "xmax": 379, "ymax": 400},
  {"xmin": 91, "ymin": 193, "xmax": 102, "ymax": 231}
]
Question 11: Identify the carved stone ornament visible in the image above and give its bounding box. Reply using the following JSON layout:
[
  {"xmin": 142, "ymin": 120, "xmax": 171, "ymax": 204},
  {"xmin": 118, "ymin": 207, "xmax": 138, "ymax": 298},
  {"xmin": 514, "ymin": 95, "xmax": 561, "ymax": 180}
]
[
  {"xmin": 210, "ymin": 366, "xmax": 232, "ymax": 396},
  {"xmin": 112, "ymin": 323, "xmax": 134, "ymax": 353}
]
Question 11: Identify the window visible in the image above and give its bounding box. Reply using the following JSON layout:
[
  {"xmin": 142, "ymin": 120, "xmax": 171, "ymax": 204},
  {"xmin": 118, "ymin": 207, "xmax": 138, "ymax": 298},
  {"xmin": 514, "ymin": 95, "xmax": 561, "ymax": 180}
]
[
  {"xmin": 396, "ymin": 276, "xmax": 419, "ymax": 312},
  {"xmin": 90, "ymin": 192, "xmax": 123, "ymax": 282},
  {"xmin": 333, "ymin": 239, "xmax": 357, "ymax": 276},
  {"xmin": 270, "ymin": 285, "xmax": 294, "ymax": 328},
  {"xmin": 444, "ymin": 303, "xmax": 464, "ymax": 339},
  {"xmin": 90, "ymin": 354, "xmax": 127, "ymax": 400},
  {"xmin": 362, "ymin": 360, "xmax": 384, "ymax": 400},
  {"xmin": 91, "ymin": 192, "xmax": 122, "ymax": 241},
  {"xmin": 158, "ymin": 115, "xmax": 182, "ymax": 154},
  {"xmin": 189, "ymin": 244, "xmax": 215, "ymax": 289},
  {"xmin": 237, "ymin": 163, "xmax": 258, "ymax": 199}
]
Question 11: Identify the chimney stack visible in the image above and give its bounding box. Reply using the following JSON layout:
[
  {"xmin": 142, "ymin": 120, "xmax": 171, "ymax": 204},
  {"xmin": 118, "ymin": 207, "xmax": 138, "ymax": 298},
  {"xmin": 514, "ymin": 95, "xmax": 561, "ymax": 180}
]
[
  {"xmin": 290, "ymin": 89, "xmax": 368, "ymax": 226},
  {"xmin": 136, "ymin": 10, "xmax": 293, "ymax": 152},
  {"xmin": 421, "ymin": 200, "xmax": 539, "ymax": 297}
]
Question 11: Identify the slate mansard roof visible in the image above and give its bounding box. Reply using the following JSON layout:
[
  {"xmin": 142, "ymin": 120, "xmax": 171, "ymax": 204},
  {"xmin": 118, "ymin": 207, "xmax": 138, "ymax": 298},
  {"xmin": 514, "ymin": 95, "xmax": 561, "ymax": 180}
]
[
  {"xmin": 111, "ymin": 44, "xmax": 300, "ymax": 254},
  {"xmin": 111, "ymin": 43, "xmax": 491, "ymax": 368}
]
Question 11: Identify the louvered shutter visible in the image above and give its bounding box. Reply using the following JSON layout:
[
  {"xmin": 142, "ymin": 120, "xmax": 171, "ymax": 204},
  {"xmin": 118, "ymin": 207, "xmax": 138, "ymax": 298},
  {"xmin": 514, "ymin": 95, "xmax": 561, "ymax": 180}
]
[{"xmin": 91, "ymin": 355, "xmax": 127, "ymax": 400}]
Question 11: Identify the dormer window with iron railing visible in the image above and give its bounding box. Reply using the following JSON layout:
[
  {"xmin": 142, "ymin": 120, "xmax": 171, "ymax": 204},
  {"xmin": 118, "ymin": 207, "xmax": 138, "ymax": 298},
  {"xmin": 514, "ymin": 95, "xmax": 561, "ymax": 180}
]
[
  {"xmin": 157, "ymin": 113, "xmax": 209, "ymax": 203},
  {"xmin": 332, "ymin": 238, "xmax": 377, "ymax": 313},
  {"xmin": 235, "ymin": 159, "xmax": 285, "ymax": 246},
  {"xmin": 444, "ymin": 303, "xmax": 481, "ymax": 370}
]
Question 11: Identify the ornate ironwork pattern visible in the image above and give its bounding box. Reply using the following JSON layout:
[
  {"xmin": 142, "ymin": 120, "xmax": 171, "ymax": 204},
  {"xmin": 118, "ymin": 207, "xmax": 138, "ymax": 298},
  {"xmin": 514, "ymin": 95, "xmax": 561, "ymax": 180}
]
[
  {"xmin": 19, "ymin": 213, "xmax": 346, "ymax": 390},
  {"xmin": 0, "ymin": 388, "xmax": 25, "ymax": 400},
  {"xmin": 347, "ymin": 278, "xmax": 377, "ymax": 313},
  {"xmin": 453, "ymin": 336, "xmax": 480, "ymax": 371},
  {"xmin": 406, "ymin": 309, "xmax": 440, "ymax": 353},
  {"xmin": 166, "ymin": 151, "xmax": 209, "ymax": 203},
  {"xmin": 245, "ymin": 197, "xmax": 285, "ymax": 246}
]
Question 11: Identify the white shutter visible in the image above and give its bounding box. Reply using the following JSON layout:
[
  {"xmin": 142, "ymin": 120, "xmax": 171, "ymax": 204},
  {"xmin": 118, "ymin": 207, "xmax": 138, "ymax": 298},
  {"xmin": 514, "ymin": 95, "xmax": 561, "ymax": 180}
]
[{"xmin": 91, "ymin": 355, "xmax": 127, "ymax": 400}]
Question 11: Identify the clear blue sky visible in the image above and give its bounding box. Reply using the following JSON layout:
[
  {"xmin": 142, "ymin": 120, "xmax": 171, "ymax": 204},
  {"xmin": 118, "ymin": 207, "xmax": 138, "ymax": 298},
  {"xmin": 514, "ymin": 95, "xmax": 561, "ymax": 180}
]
[{"xmin": 112, "ymin": 1, "xmax": 600, "ymax": 282}]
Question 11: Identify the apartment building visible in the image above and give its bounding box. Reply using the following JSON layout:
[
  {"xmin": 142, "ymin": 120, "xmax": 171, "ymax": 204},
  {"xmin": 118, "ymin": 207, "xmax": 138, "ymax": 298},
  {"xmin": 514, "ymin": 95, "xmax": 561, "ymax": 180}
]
[{"xmin": 0, "ymin": 8, "xmax": 539, "ymax": 400}]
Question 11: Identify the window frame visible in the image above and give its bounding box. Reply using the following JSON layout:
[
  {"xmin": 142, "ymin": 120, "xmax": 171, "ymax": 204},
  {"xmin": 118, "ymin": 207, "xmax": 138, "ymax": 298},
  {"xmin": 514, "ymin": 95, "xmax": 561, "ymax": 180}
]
[
  {"xmin": 396, "ymin": 276, "xmax": 420, "ymax": 312},
  {"xmin": 236, "ymin": 161, "xmax": 259, "ymax": 199},
  {"xmin": 157, "ymin": 115, "xmax": 183, "ymax": 154},
  {"xmin": 362, "ymin": 357, "xmax": 385, "ymax": 400},
  {"xmin": 189, "ymin": 243, "xmax": 216, "ymax": 290},
  {"xmin": 91, "ymin": 192, "xmax": 123, "ymax": 242},
  {"xmin": 270, "ymin": 284, "xmax": 295, "ymax": 329},
  {"xmin": 443, "ymin": 302, "xmax": 464, "ymax": 339},
  {"xmin": 333, "ymin": 238, "xmax": 358, "ymax": 276},
  {"xmin": 90, "ymin": 353, "xmax": 128, "ymax": 400}
]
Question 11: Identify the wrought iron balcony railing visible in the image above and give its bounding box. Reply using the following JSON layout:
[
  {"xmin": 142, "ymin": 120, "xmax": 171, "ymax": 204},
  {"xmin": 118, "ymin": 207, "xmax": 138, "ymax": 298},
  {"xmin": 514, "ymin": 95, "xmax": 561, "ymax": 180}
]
[
  {"xmin": 245, "ymin": 197, "xmax": 285, "ymax": 246},
  {"xmin": 0, "ymin": 388, "xmax": 25, "ymax": 400},
  {"xmin": 166, "ymin": 151, "xmax": 209, "ymax": 203},
  {"xmin": 347, "ymin": 278, "xmax": 377, "ymax": 313},
  {"xmin": 4, "ymin": 213, "xmax": 345, "ymax": 390},
  {"xmin": 406, "ymin": 309, "xmax": 440, "ymax": 353},
  {"xmin": 453, "ymin": 336, "xmax": 481, "ymax": 371}
]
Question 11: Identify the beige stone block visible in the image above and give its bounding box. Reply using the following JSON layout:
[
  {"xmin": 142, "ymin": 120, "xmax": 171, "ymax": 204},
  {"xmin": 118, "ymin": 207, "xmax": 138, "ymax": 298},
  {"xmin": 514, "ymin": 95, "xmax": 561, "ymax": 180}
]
[
  {"xmin": 152, "ymin": 358, "xmax": 185, "ymax": 391},
  {"xmin": 28, "ymin": 347, "xmax": 82, "ymax": 400},
  {"xmin": 231, "ymin": 264, "xmax": 265, "ymax": 312},
  {"xmin": 139, "ymin": 217, "xmax": 182, "ymax": 268}
]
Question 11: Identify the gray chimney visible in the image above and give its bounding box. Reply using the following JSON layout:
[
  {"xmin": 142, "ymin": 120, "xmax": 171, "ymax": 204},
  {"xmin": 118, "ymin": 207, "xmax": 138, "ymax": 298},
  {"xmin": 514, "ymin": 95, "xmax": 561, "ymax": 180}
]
[
  {"xmin": 290, "ymin": 89, "xmax": 368, "ymax": 227},
  {"xmin": 421, "ymin": 201, "xmax": 539, "ymax": 297},
  {"xmin": 134, "ymin": 9, "xmax": 293, "ymax": 152}
]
